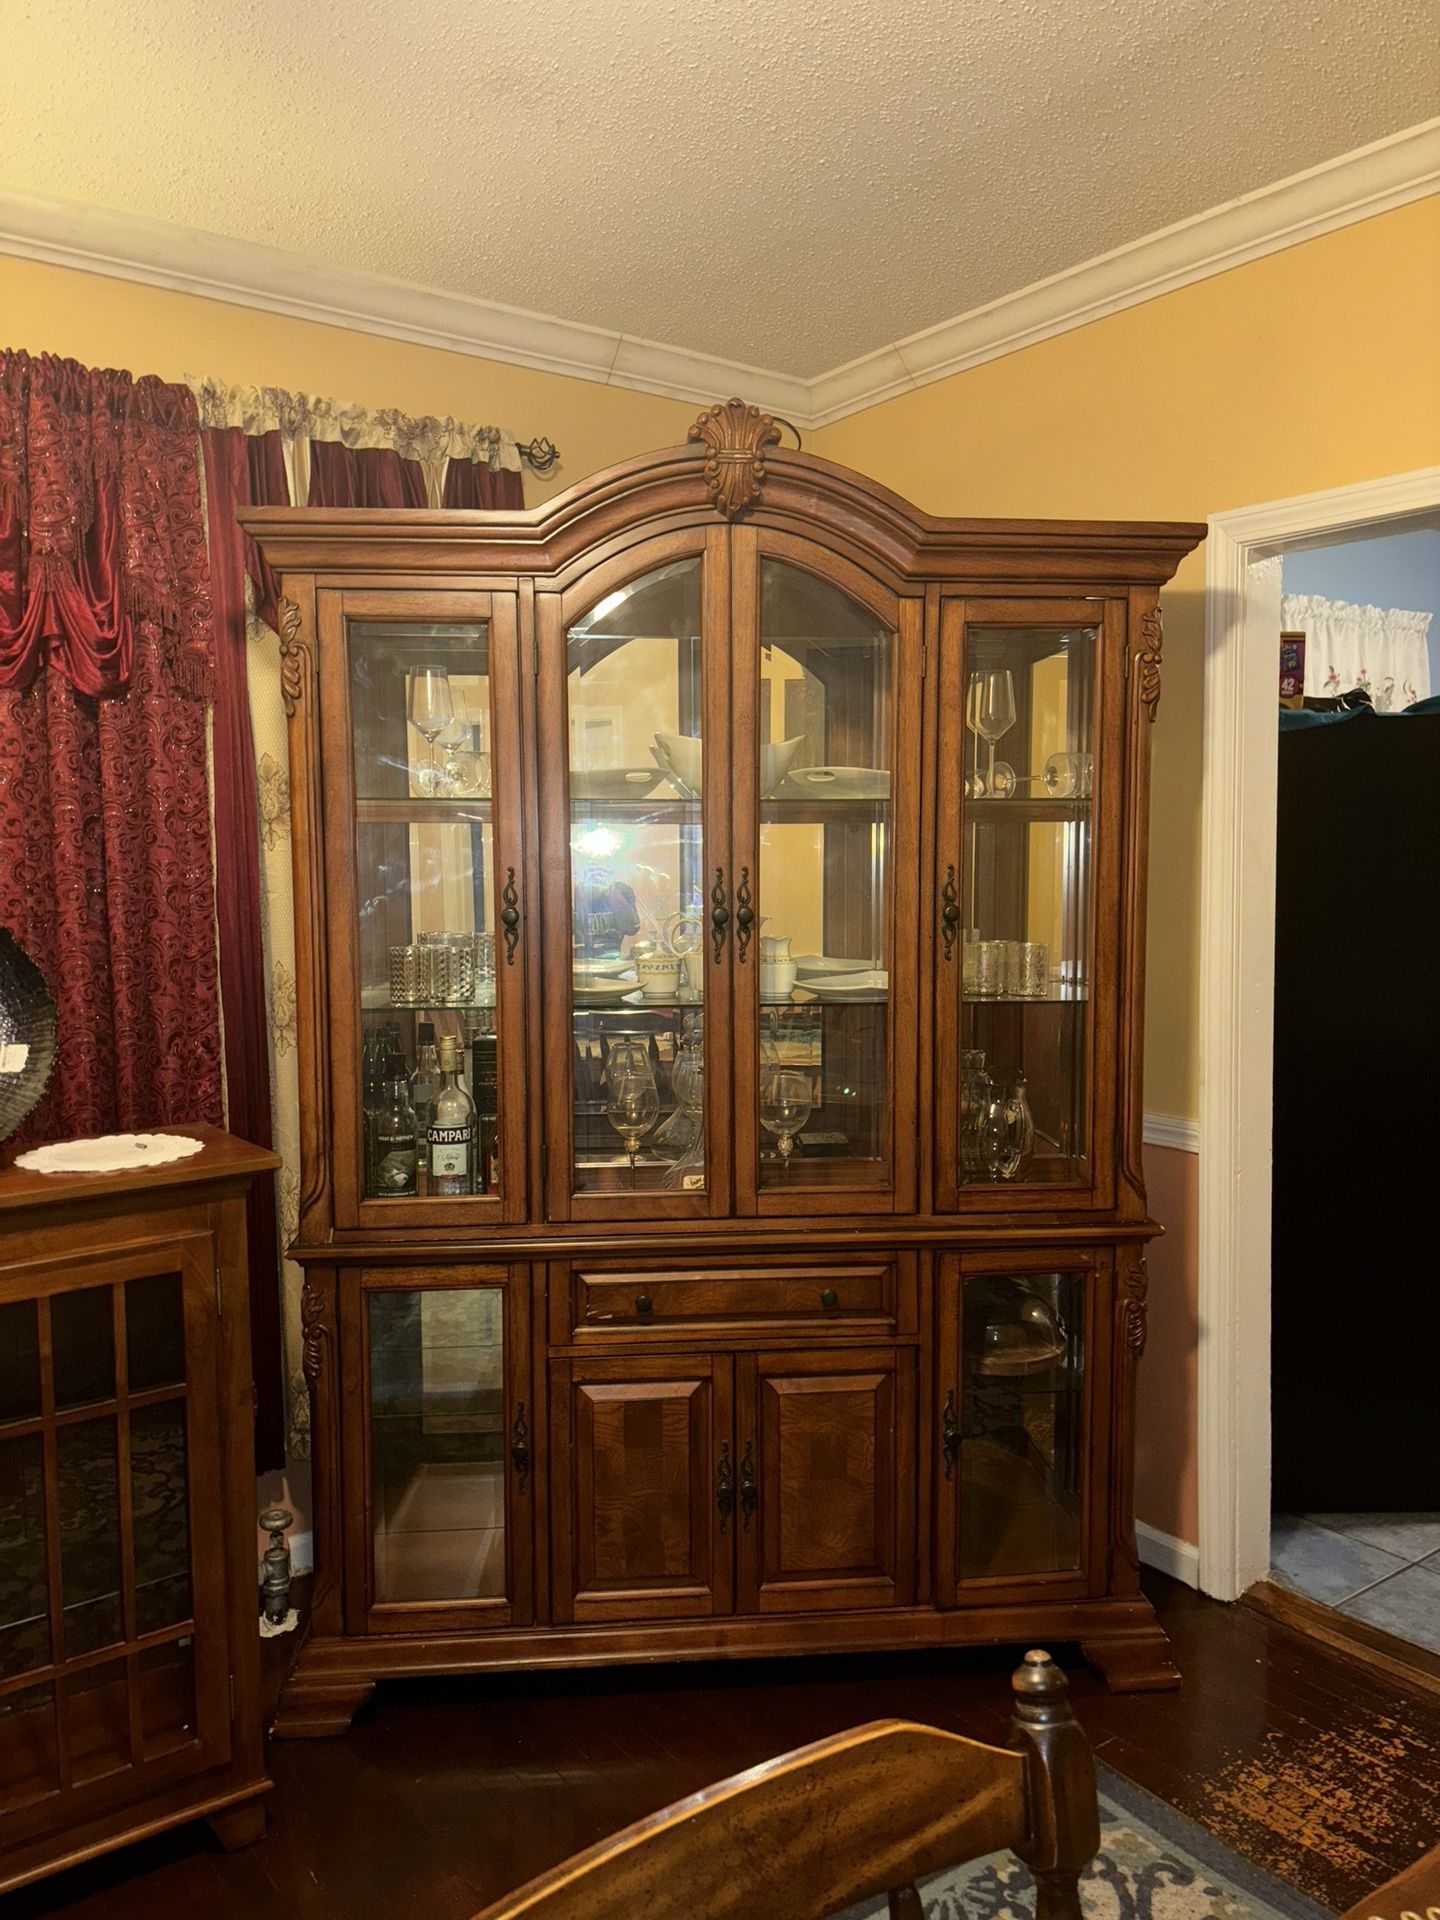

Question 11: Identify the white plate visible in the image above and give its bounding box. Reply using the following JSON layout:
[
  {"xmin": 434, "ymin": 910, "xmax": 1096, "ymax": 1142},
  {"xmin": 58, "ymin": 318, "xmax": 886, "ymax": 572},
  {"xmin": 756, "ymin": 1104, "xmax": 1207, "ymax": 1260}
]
[
  {"xmin": 779, "ymin": 767, "xmax": 890, "ymax": 801},
  {"xmin": 805, "ymin": 970, "xmax": 889, "ymax": 998},
  {"xmin": 573, "ymin": 979, "xmax": 641, "ymax": 1004},
  {"xmin": 572, "ymin": 958, "xmax": 636, "ymax": 981},
  {"xmin": 15, "ymin": 1132, "xmax": 206, "ymax": 1175},
  {"xmin": 792, "ymin": 955, "xmax": 873, "ymax": 977},
  {"xmin": 570, "ymin": 768, "xmax": 663, "ymax": 802}
]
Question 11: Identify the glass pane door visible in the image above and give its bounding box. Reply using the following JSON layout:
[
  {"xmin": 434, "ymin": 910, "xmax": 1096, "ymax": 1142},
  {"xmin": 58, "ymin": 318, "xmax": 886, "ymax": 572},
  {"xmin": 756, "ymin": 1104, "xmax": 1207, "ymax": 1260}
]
[
  {"xmin": 368, "ymin": 1289, "xmax": 507, "ymax": 1607},
  {"xmin": 565, "ymin": 559, "xmax": 713, "ymax": 1202},
  {"xmin": 0, "ymin": 1251, "xmax": 227, "ymax": 1835},
  {"xmin": 349, "ymin": 618, "xmax": 510, "ymax": 1209},
  {"xmin": 957, "ymin": 1270, "xmax": 1086, "ymax": 1581},
  {"xmin": 958, "ymin": 622, "xmax": 1097, "ymax": 1189},
  {"xmin": 753, "ymin": 559, "xmax": 896, "ymax": 1197}
]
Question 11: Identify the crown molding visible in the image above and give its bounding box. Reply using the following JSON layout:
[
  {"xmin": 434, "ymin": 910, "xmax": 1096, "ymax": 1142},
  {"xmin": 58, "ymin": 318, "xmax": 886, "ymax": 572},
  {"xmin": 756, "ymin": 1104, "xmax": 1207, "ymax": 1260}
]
[
  {"xmin": 805, "ymin": 119, "xmax": 1440, "ymax": 427},
  {"xmin": 1, "ymin": 120, "xmax": 1435, "ymax": 432}
]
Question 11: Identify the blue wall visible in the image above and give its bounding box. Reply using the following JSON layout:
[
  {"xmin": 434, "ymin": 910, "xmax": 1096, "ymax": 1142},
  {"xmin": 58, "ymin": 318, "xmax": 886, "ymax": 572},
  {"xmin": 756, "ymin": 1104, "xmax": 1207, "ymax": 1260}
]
[{"xmin": 1282, "ymin": 527, "xmax": 1440, "ymax": 690}]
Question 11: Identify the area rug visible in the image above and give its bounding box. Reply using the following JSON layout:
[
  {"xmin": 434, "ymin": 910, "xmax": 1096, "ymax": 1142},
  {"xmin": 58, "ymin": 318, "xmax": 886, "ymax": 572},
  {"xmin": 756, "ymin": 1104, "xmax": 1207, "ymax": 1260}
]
[{"xmin": 847, "ymin": 1764, "xmax": 1332, "ymax": 1919}]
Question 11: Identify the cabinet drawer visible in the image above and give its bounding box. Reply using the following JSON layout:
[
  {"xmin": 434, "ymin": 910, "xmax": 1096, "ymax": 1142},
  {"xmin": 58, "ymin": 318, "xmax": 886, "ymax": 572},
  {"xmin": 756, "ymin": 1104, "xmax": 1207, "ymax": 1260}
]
[{"xmin": 571, "ymin": 1259, "xmax": 899, "ymax": 1335}]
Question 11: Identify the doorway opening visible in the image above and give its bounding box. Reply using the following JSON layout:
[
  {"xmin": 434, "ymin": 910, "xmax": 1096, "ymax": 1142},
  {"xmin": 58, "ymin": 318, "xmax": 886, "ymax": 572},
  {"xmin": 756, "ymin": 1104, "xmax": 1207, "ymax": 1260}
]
[
  {"xmin": 1266, "ymin": 517, "xmax": 1440, "ymax": 1662},
  {"xmin": 1196, "ymin": 467, "xmax": 1440, "ymax": 1624}
]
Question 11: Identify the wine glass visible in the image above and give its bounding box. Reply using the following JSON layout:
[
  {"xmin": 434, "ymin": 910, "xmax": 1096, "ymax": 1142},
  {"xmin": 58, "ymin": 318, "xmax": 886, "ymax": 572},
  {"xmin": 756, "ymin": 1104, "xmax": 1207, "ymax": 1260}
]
[
  {"xmin": 605, "ymin": 1063, "xmax": 659, "ymax": 1183},
  {"xmin": 433, "ymin": 689, "xmax": 477, "ymax": 796},
  {"xmin": 971, "ymin": 669, "xmax": 1016, "ymax": 800},
  {"xmin": 759, "ymin": 1066, "xmax": 813, "ymax": 1173},
  {"xmin": 408, "ymin": 668, "xmax": 454, "ymax": 797}
]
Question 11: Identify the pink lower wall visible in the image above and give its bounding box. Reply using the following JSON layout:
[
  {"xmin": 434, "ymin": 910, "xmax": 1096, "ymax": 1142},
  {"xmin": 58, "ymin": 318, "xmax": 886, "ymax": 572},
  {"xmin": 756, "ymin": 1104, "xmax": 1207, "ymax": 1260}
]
[{"xmin": 1134, "ymin": 1142, "xmax": 1201, "ymax": 1547}]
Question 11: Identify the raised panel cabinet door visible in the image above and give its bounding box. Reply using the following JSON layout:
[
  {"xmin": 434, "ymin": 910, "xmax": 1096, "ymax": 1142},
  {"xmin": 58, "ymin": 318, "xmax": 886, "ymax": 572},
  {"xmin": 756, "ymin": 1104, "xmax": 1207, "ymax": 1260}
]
[
  {"xmin": 316, "ymin": 588, "xmax": 529, "ymax": 1230},
  {"xmin": 735, "ymin": 1348, "xmax": 914, "ymax": 1614},
  {"xmin": 551, "ymin": 1353, "xmax": 734, "ymax": 1624},
  {"xmin": 0, "ymin": 1238, "xmax": 231, "ymax": 1853}
]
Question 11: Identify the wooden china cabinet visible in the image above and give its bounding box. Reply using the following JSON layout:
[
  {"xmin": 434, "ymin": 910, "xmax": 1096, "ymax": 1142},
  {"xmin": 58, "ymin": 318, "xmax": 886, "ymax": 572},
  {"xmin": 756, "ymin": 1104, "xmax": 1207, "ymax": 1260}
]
[{"xmin": 244, "ymin": 403, "xmax": 1203, "ymax": 1736}]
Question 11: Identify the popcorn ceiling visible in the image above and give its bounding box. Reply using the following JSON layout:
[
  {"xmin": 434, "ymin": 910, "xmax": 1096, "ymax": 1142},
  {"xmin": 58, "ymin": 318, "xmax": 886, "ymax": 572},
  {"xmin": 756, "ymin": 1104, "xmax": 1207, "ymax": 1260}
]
[{"xmin": 2, "ymin": 0, "xmax": 1434, "ymax": 375}]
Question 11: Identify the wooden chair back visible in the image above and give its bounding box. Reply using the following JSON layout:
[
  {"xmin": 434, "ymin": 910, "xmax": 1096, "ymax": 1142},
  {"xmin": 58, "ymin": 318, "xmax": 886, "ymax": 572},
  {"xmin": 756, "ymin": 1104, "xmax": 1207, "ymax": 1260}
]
[{"xmin": 471, "ymin": 1651, "xmax": 1100, "ymax": 1920}]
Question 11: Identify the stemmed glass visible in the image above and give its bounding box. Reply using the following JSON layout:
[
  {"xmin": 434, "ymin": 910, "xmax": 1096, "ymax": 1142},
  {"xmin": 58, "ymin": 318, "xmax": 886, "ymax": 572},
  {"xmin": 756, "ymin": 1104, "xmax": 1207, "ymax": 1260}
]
[
  {"xmin": 760, "ymin": 1066, "xmax": 813, "ymax": 1174},
  {"xmin": 605, "ymin": 1060, "xmax": 660, "ymax": 1184},
  {"xmin": 433, "ymin": 688, "xmax": 477, "ymax": 796},
  {"xmin": 408, "ymin": 667, "xmax": 454, "ymax": 797},
  {"xmin": 970, "ymin": 669, "xmax": 1017, "ymax": 800}
]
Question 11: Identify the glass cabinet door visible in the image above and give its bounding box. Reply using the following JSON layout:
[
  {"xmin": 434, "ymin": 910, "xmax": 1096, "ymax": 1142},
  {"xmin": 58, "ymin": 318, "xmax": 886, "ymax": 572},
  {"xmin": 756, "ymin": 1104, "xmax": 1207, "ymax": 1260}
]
[
  {"xmin": 935, "ymin": 599, "xmax": 1118, "ymax": 1208},
  {"xmin": 553, "ymin": 546, "xmax": 727, "ymax": 1216},
  {"xmin": 332, "ymin": 592, "xmax": 524, "ymax": 1224},
  {"xmin": 357, "ymin": 1277, "xmax": 530, "ymax": 1629},
  {"xmin": 737, "ymin": 543, "xmax": 920, "ymax": 1212},
  {"xmin": 0, "ymin": 1245, "xmax": 229, "ymax": 1843}
]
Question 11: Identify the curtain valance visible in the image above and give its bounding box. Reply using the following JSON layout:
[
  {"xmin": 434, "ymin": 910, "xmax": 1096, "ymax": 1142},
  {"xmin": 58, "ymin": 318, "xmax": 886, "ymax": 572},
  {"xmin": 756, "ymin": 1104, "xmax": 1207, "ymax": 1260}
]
[
  {"xmin": 0, "ymin": 351, "xmax": 213, "ymax": 697},
  {"xmin": 1282, "ymin": 592, "xmax": 1433, "ymax": 711}
]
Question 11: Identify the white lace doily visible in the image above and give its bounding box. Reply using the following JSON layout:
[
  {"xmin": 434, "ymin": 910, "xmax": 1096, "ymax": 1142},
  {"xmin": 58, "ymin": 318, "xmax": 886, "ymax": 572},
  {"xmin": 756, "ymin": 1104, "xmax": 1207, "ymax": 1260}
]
[{"xmin": 15, "ymin": 1132, "xmax": 207, "ymax": 1175}]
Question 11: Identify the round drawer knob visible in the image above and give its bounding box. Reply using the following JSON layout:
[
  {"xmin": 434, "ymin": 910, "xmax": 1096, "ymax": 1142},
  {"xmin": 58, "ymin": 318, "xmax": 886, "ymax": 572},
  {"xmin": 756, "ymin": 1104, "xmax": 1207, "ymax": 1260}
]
[
  {"xmin": 820, "ymin": 1287, "xmax": 839, "ymax": 1311},
  {"xmin": 634, "ymin": 1293, "xmax": 653, "ymax": 1315}
]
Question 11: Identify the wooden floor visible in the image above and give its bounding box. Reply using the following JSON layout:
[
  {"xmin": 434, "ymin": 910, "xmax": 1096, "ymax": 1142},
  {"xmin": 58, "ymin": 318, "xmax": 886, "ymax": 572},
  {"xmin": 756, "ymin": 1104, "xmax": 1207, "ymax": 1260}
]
[{"xmin": 9, "ymin": 1573, "xmax": 1440, "ymax": 1919}]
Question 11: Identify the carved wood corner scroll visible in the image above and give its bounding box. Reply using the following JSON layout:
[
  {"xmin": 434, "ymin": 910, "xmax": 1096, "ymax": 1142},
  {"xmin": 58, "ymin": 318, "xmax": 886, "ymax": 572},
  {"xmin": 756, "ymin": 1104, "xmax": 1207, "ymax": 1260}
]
[
  {"xmin": 300, "ymin": 1275, "xmax": 330, "ymax": 1388},
  {"xmin": 278, "ymin": 595, "xmax": 312, "ymax": 718},
  {"xmin": 1138, "ymin": 607, "xmax": 1163, "ymax": 723},
  {"xmin": 1122, "ymin": 1253, "xmax": 1150, "ymax": 1359},
  {"xmin": 688, "ymin": 398, "xmax": 782, "ymax": 520}
]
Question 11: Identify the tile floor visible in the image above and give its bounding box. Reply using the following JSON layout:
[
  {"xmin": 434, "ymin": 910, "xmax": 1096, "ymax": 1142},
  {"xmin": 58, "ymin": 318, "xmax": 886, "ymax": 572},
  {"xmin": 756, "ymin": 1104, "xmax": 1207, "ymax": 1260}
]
[{"xmin": 1271, "ymin": 1511, "xmax": 1440, "ymax": 1655}]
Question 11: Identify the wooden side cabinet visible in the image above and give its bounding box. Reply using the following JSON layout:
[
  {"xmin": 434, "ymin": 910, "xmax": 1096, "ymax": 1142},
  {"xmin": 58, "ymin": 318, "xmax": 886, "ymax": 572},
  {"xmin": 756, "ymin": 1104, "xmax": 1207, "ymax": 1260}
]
[{"xmin": 0, "ymin": 1126, "xmax": 278, "ymax": 1895}]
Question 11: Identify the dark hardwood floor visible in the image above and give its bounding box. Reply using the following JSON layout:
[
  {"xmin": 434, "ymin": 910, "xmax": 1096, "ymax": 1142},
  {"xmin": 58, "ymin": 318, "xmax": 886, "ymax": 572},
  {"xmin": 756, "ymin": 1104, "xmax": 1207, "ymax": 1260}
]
[{"xmin": 8, "ymin": 1573, "xmax": 1440, "ymax": 1919}]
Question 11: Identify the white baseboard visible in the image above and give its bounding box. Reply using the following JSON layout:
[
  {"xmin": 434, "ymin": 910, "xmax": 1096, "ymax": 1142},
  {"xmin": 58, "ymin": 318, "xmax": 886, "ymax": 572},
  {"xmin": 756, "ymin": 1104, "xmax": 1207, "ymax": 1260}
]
[
  {"xmin": 1136, "ymin": 1520, "xmax": 1200, "ymax": 1588},
  {"xmin": 1141, "ymin": 1112, "xmax": 1200, "ymax": 1153},
  {"xmin": 257, "ymin": 1528, "xmax": 313, "ymax": 1584}
]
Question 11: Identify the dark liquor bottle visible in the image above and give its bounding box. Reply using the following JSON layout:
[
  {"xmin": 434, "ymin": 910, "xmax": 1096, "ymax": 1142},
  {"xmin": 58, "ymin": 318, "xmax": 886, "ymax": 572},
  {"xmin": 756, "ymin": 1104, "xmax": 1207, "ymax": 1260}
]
[
  {"xmin": 361, "ymin": 1026, "xmax": 386, "ymax": 1195},
  {"xmin": 470, "ymin": 1028, "xmax": 499, "ymax": 1196},
  {"xmin": 374, "ymin": 1067, "xmax": 419, "ymax": 1196}
]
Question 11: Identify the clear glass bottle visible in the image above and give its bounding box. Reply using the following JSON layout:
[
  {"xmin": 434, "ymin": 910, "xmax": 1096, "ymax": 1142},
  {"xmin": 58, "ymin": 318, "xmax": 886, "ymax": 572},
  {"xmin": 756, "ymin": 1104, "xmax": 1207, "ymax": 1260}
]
[
  {"xmin": 374, "ymin": 1068, "xmax": 419, "ymax": 1197},
  {"xmin": 361, "ymin": 1026, "xmax": 386, "ymax": 1192},
  {"xmin": 409, "ymin": 1023, "xmax": 442, "ymax": 1147},
  {"xmin": 428, "ymin": 1034, "xmax": 476, "ymax": 1196}
]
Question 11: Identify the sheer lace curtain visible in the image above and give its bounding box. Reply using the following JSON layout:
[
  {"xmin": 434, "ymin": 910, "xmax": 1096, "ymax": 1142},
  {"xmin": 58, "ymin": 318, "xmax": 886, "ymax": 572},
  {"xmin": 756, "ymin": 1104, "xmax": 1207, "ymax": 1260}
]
[
  {"xmin": 1282, "ymin": 592, "xmax": 1433, "ymax": 711},
  {"xmin": 194, "ymin": 380, "xmax": 524, "ymax": 1463}
]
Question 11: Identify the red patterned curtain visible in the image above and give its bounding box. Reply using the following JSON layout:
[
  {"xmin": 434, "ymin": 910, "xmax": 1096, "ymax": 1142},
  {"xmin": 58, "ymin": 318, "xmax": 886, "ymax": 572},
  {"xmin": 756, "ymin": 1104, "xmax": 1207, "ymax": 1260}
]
[{"xmin": 0, "ymin": 351, "xmax": 222, "ymax": 1143}]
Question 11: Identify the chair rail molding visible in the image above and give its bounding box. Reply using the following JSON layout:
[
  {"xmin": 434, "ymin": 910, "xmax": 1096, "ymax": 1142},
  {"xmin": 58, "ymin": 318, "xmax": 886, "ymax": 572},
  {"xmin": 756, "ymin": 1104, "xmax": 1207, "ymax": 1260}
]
[
  {"xmin": 1, "ymin": 120, "xmax": 1435, "ymax": 430},
  {"xmin": 1198, "ymin": 464, "xmax": 1440, "ymax": 1603}
]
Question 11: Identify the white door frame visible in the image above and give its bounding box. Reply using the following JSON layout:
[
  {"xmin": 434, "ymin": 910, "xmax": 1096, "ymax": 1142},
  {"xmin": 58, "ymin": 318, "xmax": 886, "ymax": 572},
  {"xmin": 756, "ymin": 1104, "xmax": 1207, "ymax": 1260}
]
[{"xmin": 1197, "ymin": 465, "xmax": 1440, "ymax": 1600}]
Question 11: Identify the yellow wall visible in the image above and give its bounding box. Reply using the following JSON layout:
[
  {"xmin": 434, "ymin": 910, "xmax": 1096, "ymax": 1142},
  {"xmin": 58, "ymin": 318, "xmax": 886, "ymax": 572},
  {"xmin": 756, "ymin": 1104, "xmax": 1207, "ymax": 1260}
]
[
  {"xmin": 814, "ymin": 194, "xmax": 1440, "ymax": 1119},
  {"xmin": 0, "ymin": 255, "xmax": 698, "ymax": 505}
]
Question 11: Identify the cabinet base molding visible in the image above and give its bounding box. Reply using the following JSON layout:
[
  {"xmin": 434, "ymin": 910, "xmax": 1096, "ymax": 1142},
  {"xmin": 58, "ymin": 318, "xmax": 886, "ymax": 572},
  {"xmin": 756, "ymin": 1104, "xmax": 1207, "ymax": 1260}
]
[
  {"xmin": 273, "ymin": 1596, "xmax": 1176, "ymax": 1737},
  {"xmin": 0, "ymin": 1780, "xmax": 273, "ymax": 1899}
]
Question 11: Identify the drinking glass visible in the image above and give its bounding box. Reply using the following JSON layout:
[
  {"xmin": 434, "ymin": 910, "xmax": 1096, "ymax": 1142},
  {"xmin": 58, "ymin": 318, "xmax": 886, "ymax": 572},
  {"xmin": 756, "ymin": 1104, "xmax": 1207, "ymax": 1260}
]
[
  {"xmin": 971, "ymin": 669, "xmax": 1016, "ymax": 799},
  {"xmin": 605, "ymin": 1064, "xmax": 660, "ymax": 1183},
  {"xmin": 433, "ymin": 690, "xmax": 478, "ymax": 796},
  {"xmin": 408, "ymin": 668, "xmax": 454, "ymax": 797},
  {"xmin": 759, "ymin": 1066, "xmax": 813, "ymax": 1172}
]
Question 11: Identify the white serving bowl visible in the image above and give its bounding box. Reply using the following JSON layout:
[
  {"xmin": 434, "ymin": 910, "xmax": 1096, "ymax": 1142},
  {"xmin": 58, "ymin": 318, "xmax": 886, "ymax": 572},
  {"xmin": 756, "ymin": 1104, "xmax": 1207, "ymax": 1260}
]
[{"xmin": 654, "ymin": 733, "xmax": 805, "ymax": 798}]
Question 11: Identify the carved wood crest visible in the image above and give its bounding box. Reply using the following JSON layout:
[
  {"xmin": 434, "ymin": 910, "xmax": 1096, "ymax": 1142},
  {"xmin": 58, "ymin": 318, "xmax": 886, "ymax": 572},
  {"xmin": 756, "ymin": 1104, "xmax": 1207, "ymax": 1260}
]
[
  {"xmin": 1122, "ymin": 1253, "xmax": 1150, "ymax": 1358},
  {"xmin": 278, "ymin": 595, "xmax": 312, "ymax": 718},
  {"xmin": 688, "ymin": 399, "xmax": 781, "ymax": 520},
  {"xmin": 1138, "ymin": 607, "xmax": 1163, "ymax": 723}
]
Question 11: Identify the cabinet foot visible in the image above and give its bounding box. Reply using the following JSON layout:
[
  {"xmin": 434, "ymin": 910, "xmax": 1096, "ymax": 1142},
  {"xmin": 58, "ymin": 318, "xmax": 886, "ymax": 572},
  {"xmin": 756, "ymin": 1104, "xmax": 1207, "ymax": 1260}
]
[
  {"xmin": 1080, "ymin": 1630, "xmax": 1181, "ymax": 1692},
  {"xmin": 208, "ymin": 1801, "xmax": 267, "ymax": 1851},
  {"xmin": 270, "ymin": 1673, "xmax": 377, "ymax": 1739}
]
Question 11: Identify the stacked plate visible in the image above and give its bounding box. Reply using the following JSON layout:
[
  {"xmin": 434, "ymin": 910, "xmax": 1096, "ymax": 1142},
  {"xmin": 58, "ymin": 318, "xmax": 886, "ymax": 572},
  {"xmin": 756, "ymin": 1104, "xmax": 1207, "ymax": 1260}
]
[
  {"xmin": 792, "ymin": 956, "xmax": 889, "ymax": 999},
  {"xmin": 778, "ymin": 767, "xmax": 890, "ymax": 801}
]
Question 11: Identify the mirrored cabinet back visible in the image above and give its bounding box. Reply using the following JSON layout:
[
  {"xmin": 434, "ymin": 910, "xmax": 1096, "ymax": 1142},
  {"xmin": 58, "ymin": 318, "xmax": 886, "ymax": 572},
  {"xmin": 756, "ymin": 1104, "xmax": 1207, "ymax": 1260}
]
[{"xmin": 242, "ymin": 403, "xmax": 1204, "ymax": 1734}]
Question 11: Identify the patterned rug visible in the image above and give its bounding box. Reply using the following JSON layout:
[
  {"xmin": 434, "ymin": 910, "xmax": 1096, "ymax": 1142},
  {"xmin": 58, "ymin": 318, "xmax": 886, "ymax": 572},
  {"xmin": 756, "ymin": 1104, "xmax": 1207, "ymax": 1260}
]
[{"xmin": 848, "ymin": 1765, "xmax": 1331, "ymax": 1919}]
